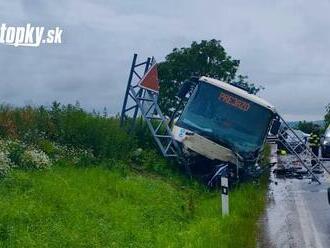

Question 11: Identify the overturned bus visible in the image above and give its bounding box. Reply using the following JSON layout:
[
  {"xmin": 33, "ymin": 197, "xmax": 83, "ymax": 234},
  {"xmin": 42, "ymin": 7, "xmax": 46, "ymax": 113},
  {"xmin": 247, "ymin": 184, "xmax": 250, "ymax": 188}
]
[{"xmin": 172, "ymin": 76, "xmax": 277, "ymax": 178}]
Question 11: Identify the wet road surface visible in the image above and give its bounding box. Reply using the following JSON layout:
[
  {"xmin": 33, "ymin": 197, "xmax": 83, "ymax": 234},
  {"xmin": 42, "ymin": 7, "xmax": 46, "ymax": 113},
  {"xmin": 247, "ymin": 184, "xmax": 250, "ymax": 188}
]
[{"xmin": 260, "ymin": 145, "xmax": 330, "ymax": 248}]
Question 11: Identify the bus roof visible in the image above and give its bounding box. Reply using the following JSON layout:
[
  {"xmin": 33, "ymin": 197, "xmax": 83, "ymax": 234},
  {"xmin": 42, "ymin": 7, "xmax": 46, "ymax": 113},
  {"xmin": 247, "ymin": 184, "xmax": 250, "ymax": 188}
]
[{"xmin": 200, "ymin": 76, "xmax": 276, "ymax": 113}]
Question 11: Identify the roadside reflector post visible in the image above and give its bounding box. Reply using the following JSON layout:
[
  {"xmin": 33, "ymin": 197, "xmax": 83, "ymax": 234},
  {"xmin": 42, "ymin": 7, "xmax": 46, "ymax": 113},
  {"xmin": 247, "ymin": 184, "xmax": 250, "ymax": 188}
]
[
  {"xmin": 207, "ymin": 164, "xmax": 229, "ymax": 216},
  {"xmin": 221, "ymin": 176, "xmax": 229, "ymax": 216}
]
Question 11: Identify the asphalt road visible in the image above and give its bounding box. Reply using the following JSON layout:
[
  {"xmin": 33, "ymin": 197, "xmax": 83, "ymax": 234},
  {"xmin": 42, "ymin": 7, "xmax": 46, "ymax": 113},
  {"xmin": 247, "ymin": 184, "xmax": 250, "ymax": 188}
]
[{"xmin": 260, "ymin": 146, "xmax": 330, "ymax": 248}]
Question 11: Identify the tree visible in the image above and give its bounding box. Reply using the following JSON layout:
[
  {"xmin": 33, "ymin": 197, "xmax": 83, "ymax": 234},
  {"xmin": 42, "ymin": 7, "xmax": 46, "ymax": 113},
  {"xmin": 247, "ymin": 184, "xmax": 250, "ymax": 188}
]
[
  {"xmin": 158, "ymin": 39, "xmax": 262, "ymax": 115},
  {"xmin": 231, "ymin": 75, "xmax": 264, "ymax": 95},
  {"xmin": 297, "ymin": 120, "xmax": 316, "ymax": 134}
]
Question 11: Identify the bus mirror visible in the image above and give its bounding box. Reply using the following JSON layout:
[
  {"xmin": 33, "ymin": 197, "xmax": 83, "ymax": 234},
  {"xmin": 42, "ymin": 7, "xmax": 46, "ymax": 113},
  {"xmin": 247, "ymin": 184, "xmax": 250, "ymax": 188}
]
[
  {"xmin": 177, "ymin": 80, "xmax": 192, "ymax": 99},
  {"xmin": 270, "ymin": 119, "xmax": 281, "ymax": 135}
]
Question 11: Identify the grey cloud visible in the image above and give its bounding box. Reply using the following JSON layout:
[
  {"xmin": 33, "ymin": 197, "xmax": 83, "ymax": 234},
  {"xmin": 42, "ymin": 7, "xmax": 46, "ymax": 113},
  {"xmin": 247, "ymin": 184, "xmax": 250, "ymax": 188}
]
[{"xmin": 0, "ymin": 0, "xmax": 329, "ymax": 121}]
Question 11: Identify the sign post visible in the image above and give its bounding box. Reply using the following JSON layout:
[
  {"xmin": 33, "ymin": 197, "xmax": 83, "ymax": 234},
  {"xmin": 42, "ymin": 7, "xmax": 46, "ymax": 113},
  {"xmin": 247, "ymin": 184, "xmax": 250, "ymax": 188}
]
[
  {"xmin": 221, "ymin": 176, "xmax": 229, "ymax": 216},
  {"xmin": 207, "ymin": 164, "xmax": 229, "ymax": 216}
]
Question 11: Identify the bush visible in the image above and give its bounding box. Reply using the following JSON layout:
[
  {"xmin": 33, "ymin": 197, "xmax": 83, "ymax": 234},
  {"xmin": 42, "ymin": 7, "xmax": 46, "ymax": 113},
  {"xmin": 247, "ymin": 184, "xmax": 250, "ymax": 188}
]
[
  {"xmin": 0, "ymin": 103, "xmax": 137, "ymax": 161},
  {"xmin": 130, "ymin": 148, "xmax": 178, "ymax": 177},
  {"xmin": 20, "ymin": 149, "xmax": 52, "ymax": 169},
  {"xmin": 0, "ymin": 139, "xmax": 53, "ymax": 170},
  {"xmin": 36, "ymin": 139, "xmax": 94, "ymax": 165},
  {"xmin": 55, "ymin": 144, "xmax": 95, "ymax": 166},
  {"xmin": 7, "ymin": 142, "xmax": 25, "ymax": 166},
  {"xmin": 0, "ymin": 137, "xmax": 99, "ymax": 171},
  {"xmin": 0, "ymin": 151, "xmax": 11, "ymax": 177},
  {"xmin": 0, "ymin": 139, "xmax": 26, "ymax": 166},
  {"xmin": 37, "ymin": 139, "xmax": 57, "ymax": 158},
  {"xmin": 0, "ymin": 103, "xmax": 174, "ymax": 173}
]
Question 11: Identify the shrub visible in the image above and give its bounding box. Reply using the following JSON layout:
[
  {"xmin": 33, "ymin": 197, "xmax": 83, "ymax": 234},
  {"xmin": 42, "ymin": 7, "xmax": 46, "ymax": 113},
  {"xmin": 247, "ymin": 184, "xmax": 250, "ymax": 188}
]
[
  {"xmin": 0, "ymin": 151, "xmax": 11, "ymax": 177},
  {"xmin": 0, "ymin": 103, "xmax": 138, "ymax": 161},
  {"xmin": 0, "ymin": 139, "xmax": 26, "ymax": 166},
  {"xmin": 53, "ymin": 144, "xmax": 95, "ymax": 166},
  {"xmin": 37, "ymin": 139, "xmax": 57, "ymax": 158},
  {"xmin": 131, "ymin": 148, "xmax": 177, "ymax": 177},
  {"xmin": 7, "ymin": 142, "xmax": 26, "ymax": 166},
  {"xmin": 20, "ymin": 149, "xmax": 52, "ymax": 169}
]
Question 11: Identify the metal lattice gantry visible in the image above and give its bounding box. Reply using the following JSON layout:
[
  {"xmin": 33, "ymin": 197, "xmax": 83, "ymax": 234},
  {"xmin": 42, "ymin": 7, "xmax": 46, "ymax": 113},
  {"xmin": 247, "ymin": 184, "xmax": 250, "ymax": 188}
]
[
  {"xmin": 120, "ymin": 53, "xmax": 182, "ymax": 158},
  {"xmin": 277, "ymin": 115, "xmax": 330, "ymax": 184}
]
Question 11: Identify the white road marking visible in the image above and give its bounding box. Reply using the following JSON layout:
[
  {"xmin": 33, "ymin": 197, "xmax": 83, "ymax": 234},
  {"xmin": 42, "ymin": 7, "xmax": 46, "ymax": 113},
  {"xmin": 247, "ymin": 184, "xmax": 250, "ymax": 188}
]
[{"xmin": 294, "ymin": 192, "xmax": 324, "ymax": 248}]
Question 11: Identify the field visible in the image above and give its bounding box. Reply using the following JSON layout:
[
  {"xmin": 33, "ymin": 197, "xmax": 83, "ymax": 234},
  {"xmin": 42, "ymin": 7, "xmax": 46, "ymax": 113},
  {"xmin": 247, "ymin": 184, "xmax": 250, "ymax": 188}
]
[{"xmin": 0, "ymin": 103, "xmax": 269, "ymax": 247}]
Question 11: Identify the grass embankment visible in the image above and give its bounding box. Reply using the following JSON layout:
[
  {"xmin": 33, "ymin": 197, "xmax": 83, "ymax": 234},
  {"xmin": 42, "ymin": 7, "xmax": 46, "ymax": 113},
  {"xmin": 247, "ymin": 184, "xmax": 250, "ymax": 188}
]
[
  {"xmin": 0, "ymin": 103, "xmax": 269, "ymax": 247},
  {"xmin": 0, "ymin": 164, "xmax": 267, "ymax": 247}
]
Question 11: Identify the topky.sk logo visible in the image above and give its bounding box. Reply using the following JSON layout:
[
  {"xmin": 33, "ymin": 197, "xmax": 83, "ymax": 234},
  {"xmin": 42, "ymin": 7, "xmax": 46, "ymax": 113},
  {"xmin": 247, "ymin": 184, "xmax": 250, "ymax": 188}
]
[{"xmin": 0, "ymin": 23, "xmax": 63, "ymax": 47}]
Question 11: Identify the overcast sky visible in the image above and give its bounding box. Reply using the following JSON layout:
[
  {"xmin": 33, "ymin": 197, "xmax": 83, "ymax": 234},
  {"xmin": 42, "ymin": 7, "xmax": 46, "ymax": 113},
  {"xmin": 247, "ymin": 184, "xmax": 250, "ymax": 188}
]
[{"xmin": 0, "ymin": 0, "xmax": 329, "ymax": 121}]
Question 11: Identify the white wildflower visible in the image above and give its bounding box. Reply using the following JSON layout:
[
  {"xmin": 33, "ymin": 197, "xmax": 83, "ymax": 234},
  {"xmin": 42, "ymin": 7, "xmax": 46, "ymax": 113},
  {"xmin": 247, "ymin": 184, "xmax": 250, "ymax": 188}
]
[
  {"xmin": 21, "ymin": 149, "xmax": 52, "ymax": 169},
  {"xmin": 0, "ymin": 151, "xmax": 11, "ymax": 176}
]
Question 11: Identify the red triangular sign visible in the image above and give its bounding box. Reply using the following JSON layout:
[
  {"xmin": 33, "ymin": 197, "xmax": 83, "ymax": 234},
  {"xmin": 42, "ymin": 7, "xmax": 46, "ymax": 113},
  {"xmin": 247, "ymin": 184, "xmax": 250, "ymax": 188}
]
[{"xmin": 139, "ymin": 63, "xmax": 160, "ymax": 93}]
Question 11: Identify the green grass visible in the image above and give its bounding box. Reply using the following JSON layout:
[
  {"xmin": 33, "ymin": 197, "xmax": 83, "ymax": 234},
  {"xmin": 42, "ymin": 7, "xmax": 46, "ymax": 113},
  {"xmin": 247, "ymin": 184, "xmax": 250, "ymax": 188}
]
[
  {"xmin": 0, "ymin": 164, "xmax": 267, "ymax": 248},
  {"xmin": 0, "ymin": 103, "xmax": 270, "ymax": 247}
]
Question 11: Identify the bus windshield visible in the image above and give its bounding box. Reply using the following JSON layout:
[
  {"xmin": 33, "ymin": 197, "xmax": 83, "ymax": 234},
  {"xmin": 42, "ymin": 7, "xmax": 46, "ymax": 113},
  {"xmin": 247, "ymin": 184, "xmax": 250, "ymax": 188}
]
[{"xmin": 176, "ymin": 82, "xmax": 274, "ymax": 159}]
